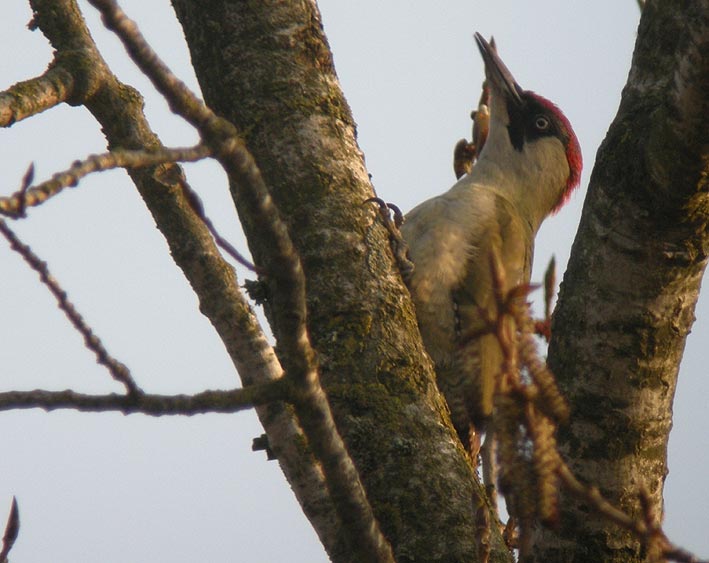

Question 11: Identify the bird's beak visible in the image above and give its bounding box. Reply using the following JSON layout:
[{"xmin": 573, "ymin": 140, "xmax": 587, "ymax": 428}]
[{"xmin": 474, "ymin": 32, "xmax": 523, "ymax": 107}]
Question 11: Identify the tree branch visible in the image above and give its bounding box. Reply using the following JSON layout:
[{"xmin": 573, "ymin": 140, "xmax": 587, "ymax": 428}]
[
  {"xmin": 25, "ymin": 0, "xmax": 341, "ymax": 558},
  {"xmin": 536, "ymin": 4, "xmax": 709, "ymax": 558},
  {"xmin": 0, "ymin": 219, "xmax": 140, "ymax": 395},
  {"xmin": 558, "ymin": 463, "xmax": 709, "ymax": 563},
  {"xmin": 0, "ymin": 498, "xmax": 19, "ymax": 563},
  {"xmin": 0, "ymin": 381, "xmax": 287, "ymax": 415},
  {"xmin": 171, "ymin": 1, "xmax": 506, "ymax": 560},
  {"xmin": 0, "ymin": 144, "xmax": 211, "ymax": 217},
  {"xmin": 0, "ymin": 65, "xmax": 75, "ymax": 127},
  {"xmin": 86, "ymin": 1, "xmax": 394, "ymax": 560}
]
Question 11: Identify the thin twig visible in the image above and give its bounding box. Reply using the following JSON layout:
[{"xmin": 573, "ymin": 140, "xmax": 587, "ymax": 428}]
[
  {"xmin": 6, "ymin": 164, "xmax": 35, "ymax": 219},
  {"xmin": 0, "ymin": 143, "xmax": 255, "ymax": 270},
  {"xmin": 0, "ymin": 498, "xmax": 19, "ymax": 563},
  {"xmin": 87, "ymin": 2, "xmax": 394, "ymax": 560},
  {"xmin": 0, "ymin": 144, "xmax": 211, "ymax": 217},
  {"xmin": 558, "ymin": 463, "xmax": 709, "ymax": 563},
  {"xmin": 0, "ymin": 380, "xmax": 288, "ymax": 415},
  {"xmin": 0, "ymin": 220, "xmax": 140, "ymax": 395},
  {"xmin": 180, "ymin": 186, "xmax": 257, "ymax": 272}
]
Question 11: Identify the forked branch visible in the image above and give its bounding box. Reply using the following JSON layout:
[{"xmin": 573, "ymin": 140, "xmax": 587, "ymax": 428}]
[
  {"xmin": 85, "ymin": 1, "xmax": 394, "ymax": 559},
  {"xmin": 0, "ymin": 219, "xmax": 140, "ymax": 395}
]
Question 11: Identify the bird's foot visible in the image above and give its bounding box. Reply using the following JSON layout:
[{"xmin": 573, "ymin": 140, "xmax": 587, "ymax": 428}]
[{"xmin": 365, "ymin": 197, "xmax": 414, "ymax": 284}]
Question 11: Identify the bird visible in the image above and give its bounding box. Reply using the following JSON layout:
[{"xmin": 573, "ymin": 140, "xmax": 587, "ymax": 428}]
[{"xmin": 400, "ymin": 33, "xmax": 582, "ymax": 454}]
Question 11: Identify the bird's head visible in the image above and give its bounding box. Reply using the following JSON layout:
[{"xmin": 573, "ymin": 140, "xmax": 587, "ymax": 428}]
[{"xmin": 474, "ymin": 33, "xmax": 582, "ymax": 218}]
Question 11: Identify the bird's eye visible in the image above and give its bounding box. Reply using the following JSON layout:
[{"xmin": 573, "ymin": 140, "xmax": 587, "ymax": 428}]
[{"xmin": 535, "ymin": 115, "xmax": 550, "ymax": 131}]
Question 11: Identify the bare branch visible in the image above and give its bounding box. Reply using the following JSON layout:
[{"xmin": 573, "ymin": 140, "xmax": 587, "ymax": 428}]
[
  {"xmin": 558, "ymin": 463, "xmax": 708, "ymax": 563},
  {"xmin": 0, "ymin": 219, "xmax": 140, "ymax": 395},
  {"xmin": 0, "ymin": 66, "xmax": 75, "ymax": 127},
  {"xmin": 84, "ymin": 0, "xmax": 304, "ymax": 362},
  {"xmin": 4, "ymin": 164, "xmax": 35, "ymax": 219},
  {"xmin": 89, "ymin": 0, "xmax": 214, "ymax": 132},
  {"xmin": 0, "ymin": 144, "xmax": 211, "ymax": 217},
  {"xmin": 0, "ymin": 381, "xmax": 287, "ymax": 416},
  {"xmin": 26, "ymin": 0, "xmax": 342, "ymax": 556},
  {"xmin": 0, "ymin": 498, "xmax": 19, "ymax": 563},
  {"xmin": 180, "ymin": 186, "xmax": 256, "ymax": 272},
  {"xmin": 86, "ymin": 1, "xmax": 394, "ymax": 560}
]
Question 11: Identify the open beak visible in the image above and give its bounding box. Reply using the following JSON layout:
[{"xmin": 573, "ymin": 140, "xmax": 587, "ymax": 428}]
[{"xmin": 474, "ymin": 32, "xmax": 523, "ymax": 107}]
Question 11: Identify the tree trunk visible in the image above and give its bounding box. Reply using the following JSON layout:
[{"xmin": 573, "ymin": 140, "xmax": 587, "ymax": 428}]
[
  {"xmin": 171, "ymin": 1, "xmax": 510, "ymax": 561},
  {"xmin": 533, "ymin": 1, "xmax": 709, "ymax": 561}
]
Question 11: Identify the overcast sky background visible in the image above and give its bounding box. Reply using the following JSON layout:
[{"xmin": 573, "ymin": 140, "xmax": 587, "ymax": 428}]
[{"xmin": 1, "ymin": 1, "xmax": 707, "ymax": 561}]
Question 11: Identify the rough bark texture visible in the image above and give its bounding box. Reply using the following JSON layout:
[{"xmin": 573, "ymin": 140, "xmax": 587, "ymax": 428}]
[
  {"xmin": 171, "ymin": 1, "xmax": 509, "ymax": 561},
  {"xmin": 533, "ymin": 1, "xmax": 709, "ymax": 561}
]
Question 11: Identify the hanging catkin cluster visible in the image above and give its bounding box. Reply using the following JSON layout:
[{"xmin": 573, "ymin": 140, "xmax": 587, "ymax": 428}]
[{"xmin": 478, "ymin": 253, "xmax": 570, "ymax": 557}]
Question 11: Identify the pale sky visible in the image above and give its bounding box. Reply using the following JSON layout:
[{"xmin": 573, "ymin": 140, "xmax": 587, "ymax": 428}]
[{"xmin": 1, "ymin": 1, "xmax": 706, "ymax": 562}]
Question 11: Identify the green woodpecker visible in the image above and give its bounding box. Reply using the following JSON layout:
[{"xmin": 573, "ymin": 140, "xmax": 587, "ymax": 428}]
[{"xmin": 401, "ymin": 33, "xmax": 582, "ymax": 452}]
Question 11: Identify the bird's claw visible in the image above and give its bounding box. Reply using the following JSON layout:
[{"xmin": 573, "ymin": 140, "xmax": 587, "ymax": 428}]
[
  {"xmin": 363, "ymin": 197, "xmax": 405, "ymax": 228},
  {"xmin": 364, "ymin": 197, "xmax": 414, "ymax": 284}
]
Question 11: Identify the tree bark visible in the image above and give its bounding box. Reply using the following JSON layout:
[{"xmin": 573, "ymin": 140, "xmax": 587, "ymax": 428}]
[
  {"xmin": 533, "ymin": 1, "xmax": 709, "ymax": 561},
  {"xmin": 170, "ymin": 1, "xmax": 510, "ymax": 561}
]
